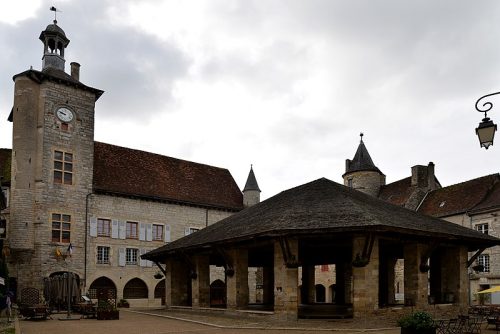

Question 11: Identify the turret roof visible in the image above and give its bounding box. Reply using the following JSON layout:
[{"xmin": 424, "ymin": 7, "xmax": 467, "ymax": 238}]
[
  {"xmin": 243, "ymin": 166, "xmax": 260, "ymax": 192},
  {"xmin": 343, "ymin": 135, "xmax": 383, "ymax": 176}
]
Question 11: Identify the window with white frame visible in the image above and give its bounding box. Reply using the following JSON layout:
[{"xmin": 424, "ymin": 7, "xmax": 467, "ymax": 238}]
[
  {"xmin": 126, "ymin": 248, "xmax": 138, "ymax": 265},
  {"xmin": 97, "ymin": 219, "xmax": 111, "ymax": 237},
  {"xmin": 97, "ymin": 246, "xmax": 110, "ymax": 264},
  {"xmin": 476, "ymin": 223, "xmax": 489, "ymax": 235},
  {"xmin": 152, "ymin": 224, "xmax": 163, "ymax": 241},
  {"xmin": 477, "ymin": 254, "xmax": 490, "ymax": 272},
  {"xmin": 189, "ymin": 228, "xmax": 199, "ymax": 234}
]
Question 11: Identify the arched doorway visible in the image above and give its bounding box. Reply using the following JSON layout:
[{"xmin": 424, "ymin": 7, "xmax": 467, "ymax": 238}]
[
  {"xmin": 154, "ymin": 280, "xmax": 165, "ymax": 305},
  {"xmin": 315, "ymin": 284, "xmax": 326, "ymax": 303},
  {"xmin": 88, "ymin": 276, "xmax": 117, "ymax": 300},
  {"xmin": 210, "ymin": 279, "xmax": 226, "ymax": 307},
  {"xmin": 123, "ymin": 278, "xmax": 148, "ymax": 299}
]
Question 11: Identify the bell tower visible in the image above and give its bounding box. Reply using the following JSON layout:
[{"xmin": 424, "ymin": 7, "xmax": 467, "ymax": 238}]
[
  {"xmin": 8, "ymin": 18, "xmax": 103, "ymax": 292},
  {"xmin": 39, "ymin": 20, "xmax": 70, "ymax": 71}
]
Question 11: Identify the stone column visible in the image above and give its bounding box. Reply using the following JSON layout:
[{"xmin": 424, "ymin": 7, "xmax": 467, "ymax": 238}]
[
  {"xmin": 352, "ymin": 236, "xmax": 379, "ymax": 318},
  {"xmin": 386, "ymin": 258, "xmax": 397, "ymax": 305},
  {"xmin": 335, "ymin": 262, "xmax": 346, "ymax": 304},
  {"xmin": 301, "ymin": 265, "xmax": 315, "ymax": 304},
  {"xmin": 404, "ymin": 243, "xmax": 428, "ymax": 307},
  {"xmin": 262, "ymin": 266, "xmax": 274, "ymax": 305},
  {"xmin": 192, "ymin": 255, "xmax": 210, "ymax": 308},
  {"xmin": 274, "ymin": 238, "xmax": 299, "ymax": 320},
  {"xmin": 166, "ymin": 258, "xmax": 188, "ymax": 306},
  {"xmin": 441, "ymin": 246, "xmax": 468, "ymax": 306},
  {"xmin": 226, "ymin": 248, "xmax": 249, "ymax": 309}
]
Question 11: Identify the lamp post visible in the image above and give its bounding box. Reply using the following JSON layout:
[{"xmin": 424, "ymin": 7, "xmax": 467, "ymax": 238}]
[{"xmin": 475, "ymin": 92, "xmax": 498, "ymax": 149}]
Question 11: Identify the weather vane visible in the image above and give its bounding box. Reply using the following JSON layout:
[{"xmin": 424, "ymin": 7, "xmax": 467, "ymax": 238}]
[
  {"xmin": 360, "ymin": 132, "xmax": 364, "ymax": 142},
  {"xmin": 49, "ymin": 6, "xmax": 61, "ymax": 24}
]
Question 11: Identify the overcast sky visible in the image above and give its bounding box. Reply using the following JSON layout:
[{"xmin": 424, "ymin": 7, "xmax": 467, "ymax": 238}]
[{"xmin": 1, "ymin": 0, "xmax": 499, "ymax": 199}]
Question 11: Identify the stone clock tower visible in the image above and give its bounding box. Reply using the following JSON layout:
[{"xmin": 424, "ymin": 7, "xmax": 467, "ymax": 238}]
[{"xmin": 9, "ymin": 20, "xmax": 103, "ymax": 291}]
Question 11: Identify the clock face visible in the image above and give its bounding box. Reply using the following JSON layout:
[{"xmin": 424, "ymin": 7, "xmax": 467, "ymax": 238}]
[{"xmin": 56, "ymin": 107, "xmax": 74, "ymax": 123}]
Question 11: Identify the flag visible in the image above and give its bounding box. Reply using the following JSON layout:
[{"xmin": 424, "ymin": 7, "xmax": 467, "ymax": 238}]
[
  {"xmin": 55, "ymin": 248, "xmax": 62, "ymax": 257},
  {"xmin": 67, "ymin": 243, "xmax": 73, "ymax": 257}
]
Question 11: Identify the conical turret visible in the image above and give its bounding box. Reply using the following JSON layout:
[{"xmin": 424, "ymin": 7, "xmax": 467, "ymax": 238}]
[
  {"xmin": 342, "ymin": 133, "xmax": 385, "ymax": 196},
  {"xmin": 243, "ymin": 165, "xmax": 261, "ymax": 207}
]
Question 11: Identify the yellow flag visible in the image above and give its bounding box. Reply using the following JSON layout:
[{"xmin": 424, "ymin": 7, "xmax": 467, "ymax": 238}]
[{"xmin": 55, "ymin": 248, "xmax": 62, "ymax": 257}]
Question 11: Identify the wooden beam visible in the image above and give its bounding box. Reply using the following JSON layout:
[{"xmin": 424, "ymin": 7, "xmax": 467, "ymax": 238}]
[
  {"xmin": 467, "ymin": 248, "xmax": 486, "ymax": 267},
  {"xmin": 278, "ymin": 237, "xmax": 300, "ymax": 268},
  {"xmin": 216, "ymin": 247, "xmax": 234, "ymax": 277}
]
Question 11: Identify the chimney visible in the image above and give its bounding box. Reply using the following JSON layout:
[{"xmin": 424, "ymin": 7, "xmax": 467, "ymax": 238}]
[
  {"xmin": 411, "ymin": 165, "xmax": 428, "ymax": 188},
  {"xmin": 70, "ymin": 62, "xmax": 80, "ymax": 81},
  {"xmin": 427, "ymin": 162, "xmax": 436, "ymax": 190}
]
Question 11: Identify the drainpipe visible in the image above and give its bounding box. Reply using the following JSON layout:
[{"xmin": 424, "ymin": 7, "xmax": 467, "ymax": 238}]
[{"xmin": 84, "ymin": 192, "xmax": 92, "ymax": 289}]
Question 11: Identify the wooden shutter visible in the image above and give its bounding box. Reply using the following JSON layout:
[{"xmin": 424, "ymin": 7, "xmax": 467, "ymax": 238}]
[
  {"xmin": 139, "ymin": 248, "xmax": 146, "ymax": 267},
  {"xmin": 164, "ymin": 225, "xmax": 171, "ymax": 242},
  {"xmin": 119, "ymin": 221, "xmax": 126, "ymax": 239},
  {"xmin": 139, "ymin": 223, "xmax": 146, "ymax": 241},
  {"xmin": 118, "ymin": 248, "xmax": 126, "ymax": 267},
  {"xmin": 89, "ymin": 217, "xmax": 97, "ymax": 237},
  {"xmin": 111, "ymin": 220, "xmax": 119, "ymax": 239},
  {"xmin": 146, "ymin": 224, "xmax": 152, "ymax": 241}
]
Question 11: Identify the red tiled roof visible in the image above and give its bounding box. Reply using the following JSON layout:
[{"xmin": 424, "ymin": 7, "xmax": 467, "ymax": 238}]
[
  {"xmin": 93, "ymin": 142, "xmax": 243, "ymax": 211},
  {"xmin": 418, "ymin": 174, "xmax": 499, "ymax": 218},
  {"xmin": 471, "ymin": 181, "xmax": 500, "ymax": 213},
  {"xmin": 378, "ymin": 177, "xmax": 413, "ymax": 206}
]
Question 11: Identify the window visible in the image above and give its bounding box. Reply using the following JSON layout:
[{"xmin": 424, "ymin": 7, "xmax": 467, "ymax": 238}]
[
  {"xmin": 347, "ymin": 178, "xmax": 353, "ymax": 188},
  {"xmin": 0, "ymin": 219, "xmax": 5, "ymax": 239},
  {"xmin": 189, "ymin": 228, "xmax": 199, "ymax": 234},
  {"xmin": 54, "ymin": 151, "xmax": 73, "ymax": 185},
  {"xmin": 126, "ymin": 248, "xmax": 138, "ymax": 265},
  {"xmin": 476, "ymin": 223, "xmax": 489, "ymax": 235},
  {"xmin": 97, "ymin": 219, "xmax": 111, "ymax": 237},
  {"xmin": 52, "ymin": 213, "xmax": 71, "ymax": 243},
  {"xmin": 97, "ymin": 246, "xmax": 110, "ymax": 264},
  {"xmin": 477, "ymin": 254, "xmax": 490, "ymax": 272},
  {"xmin": 321, "ymin": 265, "xmax": 329, "ymax": 272},
  {"xmin": 126, "ymin": 222, "xmax": 138, "ymax": 239},
  {"xmin": 152, "ymin": 224, "xmax": 163, "ymax": 241}
]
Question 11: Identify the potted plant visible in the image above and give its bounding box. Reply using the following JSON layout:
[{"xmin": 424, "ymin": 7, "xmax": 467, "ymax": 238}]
[
  {"xmin": 117, "ymin": 299, "xmax": 129, "ymax": 308},
  {"xmin": 96, "ymin": 300, "xmax": 119, "ymax": 320},
  {"xmin": 397, "ymin": 311, "xmax": 437, "ymax": 334}
]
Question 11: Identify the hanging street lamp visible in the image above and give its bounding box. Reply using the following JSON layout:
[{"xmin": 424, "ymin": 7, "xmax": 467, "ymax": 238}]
[{"xmin": 475, "ymin": 92, "xmax": 498, "ymax": 149}]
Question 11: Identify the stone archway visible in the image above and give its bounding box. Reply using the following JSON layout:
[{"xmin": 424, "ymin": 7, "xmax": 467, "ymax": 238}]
[
  {"xmin": 154, "ymin": 280, "xmax": 165, "ymax": 305},
  {"xmin": 88, "ymin": 276, "xmax": 117, "ymax": 299},
  {"xmin": 315, "ymin": 284, "xmax": 326, "ymax": 303},
  {"xmin": 123, "ymin": 278, "xmax": 148, "ymax": 299},
  {"xmin": 210, "ymin": 279, "xmax": 226, "ymax": 307}
]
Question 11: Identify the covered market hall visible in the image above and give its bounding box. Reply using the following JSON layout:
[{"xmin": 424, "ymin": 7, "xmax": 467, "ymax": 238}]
[{"xmin": 142, "ymin": 178, "xmax": 500, "ymax": 320}]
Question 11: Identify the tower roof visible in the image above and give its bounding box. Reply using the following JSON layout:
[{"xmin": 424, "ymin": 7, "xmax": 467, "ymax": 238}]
[
  {"xmin": 39, "ymin": 20, "xmax": 70, "ymax": 46},
  {"xmin": 343, "ymin": 134, "xmax": 383, "ymax": 176},
  {"xmin": 243, "ymin": 165, "xmax": 261, "ymax": 192}
]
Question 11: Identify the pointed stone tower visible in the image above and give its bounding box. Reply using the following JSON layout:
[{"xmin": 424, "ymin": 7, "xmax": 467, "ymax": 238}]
[
  {"xmin": 342, "ymin": 134, "xmax": 385, "ymax": 197},
  {"xmin": 243, "ymin": 165, "xmax": 261, "ymax": 208}
]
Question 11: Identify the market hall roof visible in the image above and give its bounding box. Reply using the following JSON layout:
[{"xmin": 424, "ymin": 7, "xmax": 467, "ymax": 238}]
[
  {"xmin": 93, "ymin": 142, "xmax": 243, "ymax": 211},
  {"xmin": 144, "ymin": 178, "xmax": 500, "ymax": 261}
]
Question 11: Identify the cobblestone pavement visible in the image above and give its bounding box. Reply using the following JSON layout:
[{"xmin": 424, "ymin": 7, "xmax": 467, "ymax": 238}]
[{"xmin": 18, "ymin": 308, "xmax": 401, "ymax": 334}]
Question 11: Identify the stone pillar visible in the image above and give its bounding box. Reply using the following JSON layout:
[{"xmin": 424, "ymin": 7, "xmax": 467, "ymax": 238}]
[
  {"xmin": 301, "ymin": 265, "xmax": 315, "ymax": 304},
  {"xmin": 386, "ymin": 258, "xmax": 397, "ymax": 305},
  {"xmin": 441, "ymin": 246, "xmax": 468, "ymax": 306},
  {"xmin": 192, "ymin": 255, "xmax": 210, "ymax": 308},
  {"xmin": 404, "ymin": 243, "xmax": 428, "ymax": 307},
  {"xmin": 274, "ymin": 238, "xmax": 299, "ymax": 320},
  {"xmin": 226, "ymin": 248, "xmax": 249, "ymax": 309},
  {"xmin": 352, "ymin": 236, "xmax": 379, "ymax": 318},
  {"xmin": 166, "ymin": 259, "xmax": 187, "ymax": 307},
  {"xmin": 335, "ymin": 262, "xmax": 346, "ymax": 304},
  {"xmin": 262, "ymin": 266, "xmax": 274, "ymax": 305}
]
